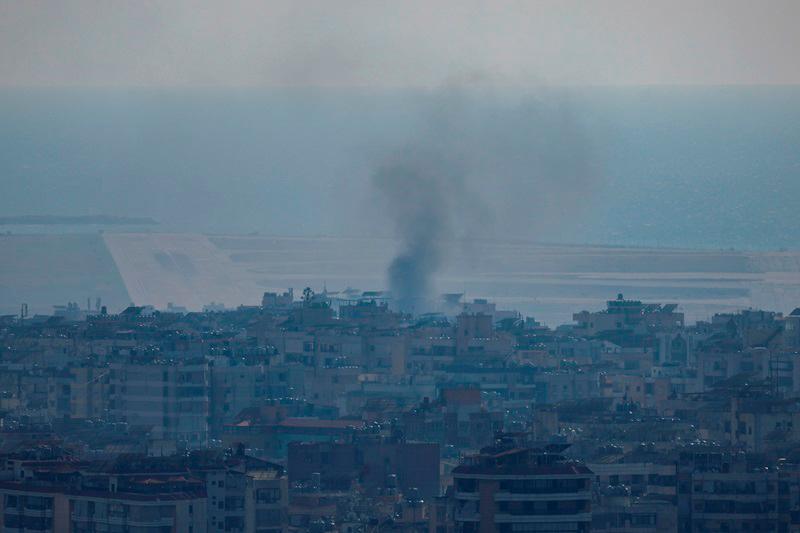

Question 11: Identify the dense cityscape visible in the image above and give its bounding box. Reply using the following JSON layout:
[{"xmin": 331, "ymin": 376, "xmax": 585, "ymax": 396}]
[
  {"xmin": 4, "ymin": 3, "xmax": 800, "ymax": 532},
  {"xmin": 1, "ymin": 289, "xmax": 799, "ymax": 532}
]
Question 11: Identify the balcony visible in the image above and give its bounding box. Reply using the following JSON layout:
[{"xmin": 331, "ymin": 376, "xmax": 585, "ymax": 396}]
[
  {"xmin": 696, "ymin": 492, "xmax": 774, "ymax": 501},
  {"xmin": 494, "ymin": 512, "xmax": 592, "ymax": 524},
  {"xmin": 24, "ymin": 506, "xmax": 53, "ymax": 516},
  {"xmin": 454, "ymin": 510, "xmax": 480, "ymax": 522},
  {"xmin": 72, "ymin": 513, "xmax": 175, "ymax": 527},
  {"xmin": 495, "ymin": 491, "xmax": 591, "ymax": 502},
  {"xmin": 693, "ymin": 512, "xmax": 779, "ymax": 521}
]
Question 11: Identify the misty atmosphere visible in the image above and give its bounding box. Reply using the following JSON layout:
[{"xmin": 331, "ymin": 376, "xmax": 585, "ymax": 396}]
[{"xmin": 2, "ymin": 2, "xmax": 800, "ymax": 532}]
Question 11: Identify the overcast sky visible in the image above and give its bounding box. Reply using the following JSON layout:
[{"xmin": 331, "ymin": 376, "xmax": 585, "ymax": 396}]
[{"xmin": 2, "ymin": 0, "xmax": 799, "ymax": 88}]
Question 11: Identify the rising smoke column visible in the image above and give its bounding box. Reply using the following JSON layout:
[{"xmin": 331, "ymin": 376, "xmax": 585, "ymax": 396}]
[
  {"xmin": 372, "ymin": 148, "xmax": 461, "ymax": 312},
  {"xmin": 371, "ymin": 85, "xmax": 599, "ymax": 312}
]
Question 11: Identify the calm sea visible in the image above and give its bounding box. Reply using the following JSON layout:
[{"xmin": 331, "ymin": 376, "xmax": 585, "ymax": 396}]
[{"xmin": 1, "ymin": 86, "xmax": 799, "ymax": 250}]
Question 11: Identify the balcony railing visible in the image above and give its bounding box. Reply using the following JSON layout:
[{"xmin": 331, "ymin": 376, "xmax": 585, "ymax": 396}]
[
  {"xmin": 454, "ymin": 510, "xmax": 480, "ymax": 522},
  {"xmin": 494, "ymin": 512, "xmax": 592, "ymax": 524},
  {"xmin": 494, "ymin": 491, "xmax": 592, "ymax": 502}
]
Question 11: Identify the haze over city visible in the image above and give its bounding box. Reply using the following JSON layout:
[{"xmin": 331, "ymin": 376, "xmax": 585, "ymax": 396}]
[{"xmin": 1, "ymin": 2, "xmax": 800, "ymax": 533}]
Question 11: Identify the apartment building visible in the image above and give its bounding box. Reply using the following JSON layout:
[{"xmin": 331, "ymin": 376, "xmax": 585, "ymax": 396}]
[
  {"xmin": 109, "ymin": 358, "xmax": 210, "ymax": 451},
  {"xmin": 452, "ymin": 445, "xmax": 592, "ymax": 533}
]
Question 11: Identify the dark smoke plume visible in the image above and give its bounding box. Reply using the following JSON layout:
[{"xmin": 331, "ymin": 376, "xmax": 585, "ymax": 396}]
[
  {"xmin": 372, "ymin": 84, "xmax": 599, "ymax": 312},
  {"xmin": 372, "ymin": 148, "xmax": 465, "ymax": 311}
]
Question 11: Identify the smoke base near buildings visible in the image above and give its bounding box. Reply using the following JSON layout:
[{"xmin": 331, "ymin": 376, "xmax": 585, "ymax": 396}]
[{"xmin": 371, "ymin": 85, "xmax": 599, "ymax": 310}]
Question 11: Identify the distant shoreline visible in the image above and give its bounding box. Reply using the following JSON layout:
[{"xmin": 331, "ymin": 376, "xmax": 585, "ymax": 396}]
[{"xmin": 0, "ymin": 215, "xmax": 158, "ymax": 226}]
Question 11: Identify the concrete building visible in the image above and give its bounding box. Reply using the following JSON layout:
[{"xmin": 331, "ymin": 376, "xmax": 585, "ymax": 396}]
[
  {"xmin": 288, "ymin": 438, "xmax": 440, "ymax": 498},
  {"xmin": 109, "ymin": 358, "xmax": 210, "ymax": 451},
  {"xmin": 783, "ymin": 308, "xmax": 800, "ymax": 350},
  {"xmin": 208, "ymin": 358, "xmax": 268, "ymax": 438},
  {"xmin": 0, "ymin": 460, "xmax": 207, "ymax": 533},
  {"xmin": 592, "ymin": 488, "xmax": 676, "ymax": 533},
  {"xmin": 573, "ymin": 294, "xmax": 684, "ymax": 337},
  {"xmin": 689, "ymin": 468, "xmax": 800, "ymax": 532},
  {"xmin": 452, "ymin": 445, "xmax": 592, "ymax": 533},
  {"xmin": 206, "ymin": 457, "xmax": 288, "ymax": 533}
]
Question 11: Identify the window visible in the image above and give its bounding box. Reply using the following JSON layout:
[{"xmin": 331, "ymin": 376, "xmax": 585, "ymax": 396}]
[
  {"xmin": 256, "ymin": 488, "xmax": 282, "ymax": 504},
  {"xmin": 456, "ymin": 478, "xmax": 477, "ymax": 493},
  {"xmin": 631, "ymin": 514, "xmax": 656, "ymax": 526},
  {"xmin": 25, "ymin": 495, "xmax": 52, "ymax": 511}
]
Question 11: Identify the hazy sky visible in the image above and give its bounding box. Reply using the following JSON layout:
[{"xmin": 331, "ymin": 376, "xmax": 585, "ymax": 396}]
[{"xmin": 2, "ymin": 0, "xmax": 800, "ymax": 88}]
